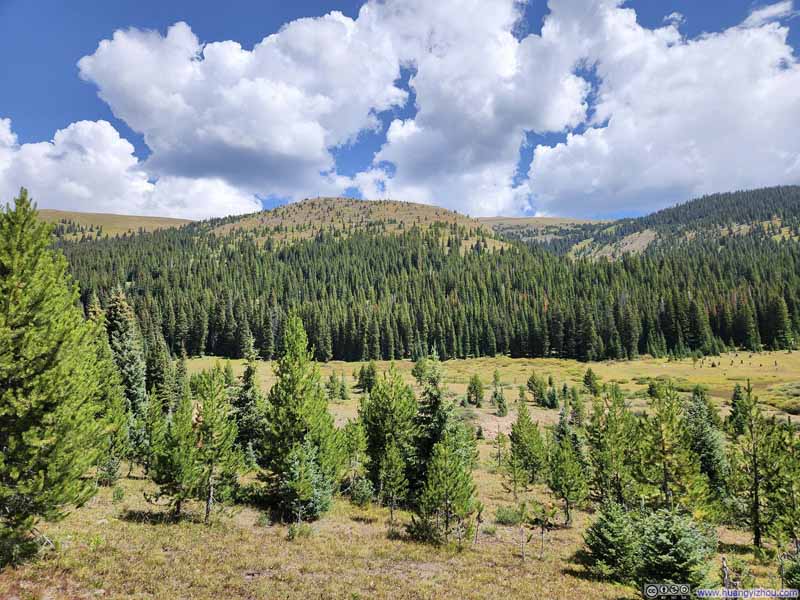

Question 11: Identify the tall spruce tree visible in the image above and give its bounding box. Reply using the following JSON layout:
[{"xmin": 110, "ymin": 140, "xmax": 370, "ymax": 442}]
[
  {"xmin": 86, "ymin": 295, "xmax": 130, "ymax": 486},
  {"xmin": 727, "ymin": 384, "xmax": 784, "ymax": 547},
  {"xmin": 261, "ymin": 315, "xmax": 339, "ymax": 520},
  {"xmin": 585, "ymin": 386, "xmax": 640, "ymax": 506},
  {"xmin": 105, "ymin": 285, "xmax": 148, "ymax": 466},
  {"xmin": 509, "ymin": 401, "xmax": 546, "ymax": 484},
  {"xmin": 683, "ymin": 387, "xmax": 729, "ymax": 501},
  {"xmin": 410, "ymin": 425, "xmax": 478, "ymax": 545},
  {"xmin": 412, "ymin": 352, "xmax": 452, "ymax": 493},
  {"xmin": 0, "ymin": 190, "xmax": 108, "ymax": 563},
  {"xmin": 359, "ymin": 364, "xmax": 417, "ymax": 487},
  {"xmin": 194, "ymin": 367, "xmax": 242, "ymax": 524},
  {"xmin": 547, "ymin": 434, "xmax": 588, "ymax": 526}
]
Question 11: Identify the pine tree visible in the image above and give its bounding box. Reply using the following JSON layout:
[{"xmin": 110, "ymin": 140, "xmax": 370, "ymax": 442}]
[
  {"xmin": 410, "ymin": 426, "xmax": 478, "ymax": 546},
  {"xmin": 357, "ymin": 361, "xmax": 378, "ymax": 393},
  {"xmin": 583, "ymin": 502, "xmax": 638, "ymax": 583},
  {"xmin": 728, "ymin": 383, "xmax": 784, "ymax": 548},
  {"xmin": 148, "ymin": 384, "xmax": 197, "ymax": 518},
  {"xmin": 466, "ymin": 374, "xmax": 484, "ymax": 407},
  {"xmin": 583, "ymin": 368, "xmax": 601, "ymax": 396},
  {"xmin": 509, "ymin": 401, "xmax": 546, "ymax": 484},
  {"xmin": 105, "ymin": 285, "xmax": 148, "ymax": 466},
  {"xmin": 0, "ymin": 190, "xmax": 108, "ymax": 563},
  {"xmin": 683, "ymin": 387, "xmax": 728, "ymax": 501},
  {"xmin": 502, "ymin": 451, "xmax": 530, "ymax": 500},
  {"xmin": 636, "ymin": 509, "xmax": 716, "ymax": 589},
  {"xmin": 359, "ymin": 365, "xmax": 417, "ymax": 487},
  {"xmin": 194, "ymin": 367, "xmax": 242, "ymax": 524},
  {"xmin": 412, "ymin": 352, "xmax": 452, "ymax": 492},
  {"xmin": 727, "ymin": 383, "xmax": 747, "ymax": 437},
  {"xmin": 261, "ymin": 315, "xmax": 339, "ymax": 520},
  {"xmin": 585, "ymin": 386, "xmax": 640, "ymax": 506},
  {"xmin": 491, "ymin": 371, "xmax": 507, "ymax": 416},
  {"xmin": 547, "ymin": 434, "xmax": 588, "ymax": 526},
  {"xmin": 642, "ymin": 383, "xmax": 703, "ymax": 509},
  {"xmin": 379, "ymin": 441, "xmax": 408, "ymax": 527},
  {"xmin": 233, "ymin": 343, "xmax": 265, "ymax": 463},
  {"xmin": 86, "ymin": 296, "xmax": 129, "ymax": 487}
]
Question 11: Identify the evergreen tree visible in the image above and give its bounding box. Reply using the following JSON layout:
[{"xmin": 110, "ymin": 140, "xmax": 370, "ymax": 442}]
[
  {"xmin": 409, "ymin": 426, "xmax": 478, "ymax": 546},
  {"xmin": 356, "ymin": 361, "xmax": 378, "ymax": 393},
  {"xmin": 509, "ymin": 401, "xmax": 546, "ymax": 484},
  {"xmin": 194, "ymin": 367, "xmax": 242, "ymax": 524},
  {"xmin": 86, "ymin": 296, "xmax": 129, "ymax": 486},
  {"xmin": 583, "ymin": 368, "xmax": 601, "ymax": 396},
  {"xmin": 683, "ymin": 387, "xmax": 728, "ymax": 501},
  {"xmin": 105, "ymin": 285, "xmax": 148, "ymax": 466},
  {"xmin": 585, "ymin": 386, "xmax": 640, "ymax": 506},
  {"xmin": 491, "ymin": 371, "xmax": 507, "ymax": 416},
  {"xmin": 642, "ymin": 383, "xmax": 703, "ymax": 509},
  {"xmin": 261, "ymin": 315, "xmax": 339, "ymax": 520},
  {"xmin": 583, "ymin": 502, "xmax": 639, "ymax": 583},
  {"xmin": 148, "ymin": 384, "xmax": 197, "ymax": 518},
  {"xmin": 728, "ymin": 383, "xmax": 784, "ymax": 547},
  {"xmin": 379, "ymin": 441, "xmax": 408, "ymax": 527},
  {"xmin": 727, "ymin": 383, "xmax": 747, "ymax": 437},
  {"xmin": 359, "ymin": 365, "xmax": 417, "ymax": 487},
  {"xmin": 466, "ymin": 374, "xmax": 484, "ymax": 407},
  {"xmin": 636, "ymin": 509, "xmax": 716, "ymax": 589},
  {"xmin": 0, "ymin": 190, "xmax": 108, "ymax": 563},
  {"xmin": 412, "ymin": 352, "xmax": 452, "ymax": 492},
  {"xmin": 547, "ymin": 434, "xmax": 588, "ymax": 526},
  {"xmin": 232, "ymin": 343, "xmax": 266, "ymax": 463}
]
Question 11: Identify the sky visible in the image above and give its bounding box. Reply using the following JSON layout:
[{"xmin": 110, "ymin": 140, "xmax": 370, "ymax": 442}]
[{"xmin": 0, "ymin": 0, "xmax": 798, "ymax": 219}]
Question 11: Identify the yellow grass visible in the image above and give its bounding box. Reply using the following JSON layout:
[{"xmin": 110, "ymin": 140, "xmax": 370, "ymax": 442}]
[
  {"xmin": 39, "ymin": 209, "xmax": 191, "ymax": 239},
  {"xmin": 3, "ymin": 352, "xmax": 798, "ymax": 598}
]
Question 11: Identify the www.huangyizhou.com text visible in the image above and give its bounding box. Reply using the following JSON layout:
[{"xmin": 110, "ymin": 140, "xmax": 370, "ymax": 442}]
[{"xmin": 694, "ymin": 589, "xmax": 799, "ymax": 598}]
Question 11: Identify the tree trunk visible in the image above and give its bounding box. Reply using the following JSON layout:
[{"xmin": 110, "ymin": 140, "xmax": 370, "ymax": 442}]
[{"xmin": 205, "ymin": 479, "xmax": 215, "ymax": 524}]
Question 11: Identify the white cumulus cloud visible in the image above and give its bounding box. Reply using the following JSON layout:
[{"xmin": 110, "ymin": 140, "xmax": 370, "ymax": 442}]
[{"xmin": 0, "ymin": 119, "xmax": 261, "ymax": 219}]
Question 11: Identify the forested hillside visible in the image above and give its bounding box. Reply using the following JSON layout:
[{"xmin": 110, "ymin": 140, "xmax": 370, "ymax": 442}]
[
  {"xmin": 57, "ymin": 190, "xmax": 800, "ymax": 364},
  {"xmin": 512, "ymin": 186, "xmax": 800, "ymax": 257}
]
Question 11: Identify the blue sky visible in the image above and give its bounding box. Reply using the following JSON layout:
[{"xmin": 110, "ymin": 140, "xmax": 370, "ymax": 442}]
[{"xmin": 1, "ymin": 0, "xmax": 798, "ymax": 218}]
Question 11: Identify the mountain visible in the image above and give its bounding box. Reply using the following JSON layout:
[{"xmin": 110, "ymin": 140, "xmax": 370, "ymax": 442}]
[
  {"xmin": 52, "ymin": 186, "xmax": 800, "ymax": 364},
  {"xmin": 507, "ymin": 186, "xmax": 800, "ymax": 258},
  {"xmin": 40, "ymin": 209, "xmax": 192, "ymax": 241}
]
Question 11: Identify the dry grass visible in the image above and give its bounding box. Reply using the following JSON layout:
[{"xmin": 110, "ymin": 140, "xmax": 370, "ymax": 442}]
[
  {"xmin": 38, "ymin": 209, "xmax": 191, "ymax": 239},
  {"xmin": 3, "ymin": 352, "xmax": 797, "ymax": 599}
]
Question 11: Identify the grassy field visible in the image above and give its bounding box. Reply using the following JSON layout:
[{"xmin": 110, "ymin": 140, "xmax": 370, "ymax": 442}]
[
  {"xmin": 2, "ymin": 353, "xmax": 797, "ymax": 599},
  {"xmin": 39, "ymin": 209, "xmax": 192, "ymax": 240}
]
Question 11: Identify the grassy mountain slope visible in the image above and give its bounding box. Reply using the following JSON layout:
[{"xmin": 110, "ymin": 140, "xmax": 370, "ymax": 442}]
[
  {"xmin": 508, "ymin": 186, "xmax": 800, "ymax": 258},
  {"xmin": 40, "ymin": 209, "xmax": 192, "ymax": 240}
]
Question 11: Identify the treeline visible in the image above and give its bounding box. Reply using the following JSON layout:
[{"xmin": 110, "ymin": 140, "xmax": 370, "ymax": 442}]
[
  {"xmin": 60, "ymin": 210, "xmax": 799, "ymax": 365},
  {"xmin": 535, "ymin": 185, "xmax": 800, "ymax": 256}
]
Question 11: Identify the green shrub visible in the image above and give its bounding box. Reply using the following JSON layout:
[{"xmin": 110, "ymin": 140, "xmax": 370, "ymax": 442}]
[
  {"xmin": 112, "ymin": 486, "xmax": 125, "ymax": 504},
  {"xmin": 495, "ymin": 505, "xmax": 523, "ymax": 526},
  {"xmin": 783, "ymin": 553, "xmax": 800, "ymax": 588},
  {"xmin": 286, "ymin": 523, "xmax": 313, "ymax": 541},
  {"xmin": 636, "ymin": 510, "xmax": 716, "ymax": 590},
  {"xmin": 583, "ymin": 502, "xmax": 639, "ymax": 583},
  {"xmin": 349, "ymin": 476, "xmax": 374, "ymax": 508}
]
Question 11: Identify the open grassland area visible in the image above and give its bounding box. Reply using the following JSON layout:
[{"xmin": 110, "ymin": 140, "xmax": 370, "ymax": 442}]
[
  {"xmin": 188, "ymin": 350, "xmax": 800, "ymax": 426},
  {"xmin": 212, "ymin": 198, "xmax": 495, "ymax": 242},
  {"xmin": 39, "ymin": 209, "xmax": 192, "ymax": 240},
  {"xmin": 3, "ymin": 352, "xmax": 798, "ymax": 600}
]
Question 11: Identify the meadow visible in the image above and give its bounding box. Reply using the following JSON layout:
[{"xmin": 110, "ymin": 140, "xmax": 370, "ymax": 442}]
[{"xmin": 2, "ymin": 352, "xmax": 797, "ymax": 600}]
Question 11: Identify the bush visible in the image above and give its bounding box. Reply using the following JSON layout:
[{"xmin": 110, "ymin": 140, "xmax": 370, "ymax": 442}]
[
  {"xmin": 636, "ymin": 510, "xmax": 716, "ymax": 590},
  {"xmin": 112, "ymin": 486, "xmax": 125, "ymax": 504},
  {"xmin": 495, "ymin": 505, "xmax": 523, "ymax": 526},
  {"xmin": 583, "ymin": 502, "xmax": 639, "ymax": 583},
  {"xmin": 783, "ymin": 553, "xmax": 800, "ymax": 588},
  {"xmin": 349, "ymin": 476, "xmax": 374, "ymax": 508},
  {"xmin": 286, "ymin": 523, "xmax": 313, "ymax": 541}
]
